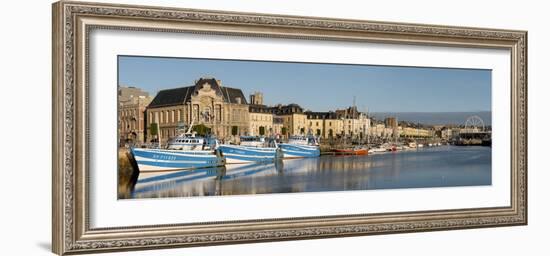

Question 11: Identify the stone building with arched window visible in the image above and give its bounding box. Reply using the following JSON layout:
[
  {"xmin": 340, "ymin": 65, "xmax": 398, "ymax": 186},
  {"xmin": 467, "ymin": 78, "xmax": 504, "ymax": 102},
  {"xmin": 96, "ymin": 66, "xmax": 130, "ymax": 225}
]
[
  {"xmin": 118, "ymin": 86, "xmax": 153, "ymax": 146},
  {"xmin": 145, "ymin": 77, "xmax": 249, "ymax": 142}
]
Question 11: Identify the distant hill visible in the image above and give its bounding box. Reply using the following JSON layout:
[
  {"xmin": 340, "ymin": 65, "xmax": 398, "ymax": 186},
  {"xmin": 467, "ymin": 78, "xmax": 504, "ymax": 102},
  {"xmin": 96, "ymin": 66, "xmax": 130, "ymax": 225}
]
[{"xmin": 369, "ymin": 111, "xmax": 492, "ymax": 126}]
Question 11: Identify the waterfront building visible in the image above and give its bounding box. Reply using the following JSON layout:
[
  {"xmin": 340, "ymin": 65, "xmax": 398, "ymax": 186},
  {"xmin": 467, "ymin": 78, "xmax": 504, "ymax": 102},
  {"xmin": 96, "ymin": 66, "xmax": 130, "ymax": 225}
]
[
  {"xmin": 306, "ymin": 112, "xmax": 326, "ymax": 137},
  {"xmin": 249, "ymin": 104, "xmax": 274, "ymax": 136},
  {"xmin": 451, "ymin": 128, "xmax": 462, "ymax": 139},
  {"xmin": 369, "ymin": 123, "xmax": 393, "ymax": 138},
  {"xmin": 119, "ymin": 86, "xmax": 149, "ymax": 102},
  {"xmin": 335, "ymin": 106, "xmax": 370, "ymax": 139},
  {"xmin": 436, "ymin": 127, "xmax": 453, "ymax": 139},
  {"xmin": 249, "ymin": 91, "xmax": 264, "ymax": 105},
  {"xmin": 145, "ymin": 77, "xmax": 249, "ymax": 142},
  {"xmin": 324, "ymin": 115, "xmax": 345, "ymax": 138},
  {"xmin": 400, "ymin": 127, "xmax": 433, "ymax": 138},
  {"xmin": 269, "ymin": 104, "xmax": 308, "ymax": 137},
  {"xmin": 341, "ymin": 114, "xmax": 370, "ymax": 139},
  {"xmin": 118, "ymin": 86, "xmax": 153, "ymax": 145},
  {"xmin": 335, "ymin": 106, "xmax": 360, "ymax": 119},
  {"xmin": 385, "ymin": 117, "xmax": 398, "ymax": 129},
  {"xmin": 272, "ymin": 116, "xmax": 284, "ymax": 138},
  {"xmin": 305, "ymin": 111, "xmax": 344, "ymax": 139}
]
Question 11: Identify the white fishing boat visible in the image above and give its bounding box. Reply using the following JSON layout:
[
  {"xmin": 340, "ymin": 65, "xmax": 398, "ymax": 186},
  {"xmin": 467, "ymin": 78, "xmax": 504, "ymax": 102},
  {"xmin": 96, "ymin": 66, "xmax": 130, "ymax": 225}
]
[
  {"xmin": 218, "ymin": 136, "xmax": 282, "ymax": 164},
  {"xmin": 368, "ymin": 146, "xmax": 387, "ymax": 154},
  {"xmin": 130, "ymin": 123, "xmax": 225, "ymax": 172},
  {"xmin": 279, "ymin": 135, "xmax": 321, "ymax": 158}
]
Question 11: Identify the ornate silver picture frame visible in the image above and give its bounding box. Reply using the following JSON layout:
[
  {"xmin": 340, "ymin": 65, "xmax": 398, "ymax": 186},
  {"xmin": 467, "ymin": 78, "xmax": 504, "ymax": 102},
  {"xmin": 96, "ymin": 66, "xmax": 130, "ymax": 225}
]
[{"xmin": 52, "ymin": 1, "xmax": 527, "ymax": 255}]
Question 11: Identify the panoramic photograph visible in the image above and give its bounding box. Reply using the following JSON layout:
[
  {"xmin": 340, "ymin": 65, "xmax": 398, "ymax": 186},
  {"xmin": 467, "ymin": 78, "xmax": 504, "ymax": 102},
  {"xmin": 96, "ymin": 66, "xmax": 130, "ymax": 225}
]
[{"xmin": 117, "ymin": 56, "xmax": 492, "ymax": 199}]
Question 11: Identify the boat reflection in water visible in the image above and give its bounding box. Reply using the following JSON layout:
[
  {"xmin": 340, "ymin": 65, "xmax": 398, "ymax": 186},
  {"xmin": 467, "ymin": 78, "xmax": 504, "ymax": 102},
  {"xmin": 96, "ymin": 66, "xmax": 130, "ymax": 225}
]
[
  {"xmin": 131, "ymin": 146, "xmax": 491, "ymax": 199},
  {"xmin": 132, "ymin": 160, "xmax": 284, "ymax": 198}
]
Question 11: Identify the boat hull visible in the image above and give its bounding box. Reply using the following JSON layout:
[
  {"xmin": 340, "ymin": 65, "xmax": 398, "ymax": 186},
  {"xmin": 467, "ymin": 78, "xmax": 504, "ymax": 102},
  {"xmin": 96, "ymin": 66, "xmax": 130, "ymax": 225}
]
[
  {"xmin": 279, "ymin": 143, "xmax": 320, "ymax": 158},
  {"xmin": 334, "ymin": 149, "xmax": 368, "ymax": 155},
  {"xmin": 130, "ymin": 148, "xmax": 225, "ymax": 172},
  {"xmin": 218, "ymin": 145, "xmax": 282, "ymax": 164}
]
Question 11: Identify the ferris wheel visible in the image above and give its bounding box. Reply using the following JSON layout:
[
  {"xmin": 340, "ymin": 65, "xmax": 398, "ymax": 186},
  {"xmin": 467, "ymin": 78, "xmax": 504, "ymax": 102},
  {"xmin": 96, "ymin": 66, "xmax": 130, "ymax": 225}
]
[{"xmin": 464, "ymin": 115, "xmax": 485, "ymax": 131}]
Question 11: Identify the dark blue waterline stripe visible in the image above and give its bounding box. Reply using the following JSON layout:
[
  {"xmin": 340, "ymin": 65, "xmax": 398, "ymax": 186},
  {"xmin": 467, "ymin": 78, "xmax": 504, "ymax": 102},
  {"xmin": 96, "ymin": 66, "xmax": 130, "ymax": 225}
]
[
  {"xmin": 282, "ymin": 150, "xmax": 320, "ymax": 157},
  {"xmin": 224, "ymin": 154, "xmax": 275, "ymax": 163},
  {"xmin": 280, "ymin": 144, "xmax": 319, "ymax": 151},
  {"xmin": 136, "ymin": 160, "xmax": 223, "ymax": 169}
]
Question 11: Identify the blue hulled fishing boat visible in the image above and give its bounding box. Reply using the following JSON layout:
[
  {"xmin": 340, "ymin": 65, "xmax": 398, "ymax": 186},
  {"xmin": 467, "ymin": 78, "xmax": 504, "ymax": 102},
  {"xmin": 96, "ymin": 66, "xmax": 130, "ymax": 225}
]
[
  {"xmin": 130, "ymin": 124, "xmax": 225, "ymax": 172},
  {"xmin": 279, "ymin": 135, "xmax": 321, "ymax": 158},
  {"xmin": 218, "ymin": 136, "xmax": 282, "ymax": 164}
]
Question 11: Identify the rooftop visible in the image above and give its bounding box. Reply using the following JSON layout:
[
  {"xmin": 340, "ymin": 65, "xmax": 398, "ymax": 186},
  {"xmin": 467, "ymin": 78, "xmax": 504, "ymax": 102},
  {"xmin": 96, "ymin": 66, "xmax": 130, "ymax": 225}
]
[{"xmin": 148, "ymin": 78, "xmax": 247, "ymax": 108}]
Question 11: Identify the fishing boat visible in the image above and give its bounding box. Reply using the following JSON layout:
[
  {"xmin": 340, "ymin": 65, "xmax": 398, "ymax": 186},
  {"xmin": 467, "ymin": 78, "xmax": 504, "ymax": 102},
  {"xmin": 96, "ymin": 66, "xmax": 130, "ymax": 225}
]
[
  {"xmin": 217, "ymin": 136, "xmax": 282, "ymax": 164},
  {"xmin": 279, "ymin": 135, "xmax": 321, "ymax": 158},
  {"xmin": 334, "ymin": 147, "xmax": 368, "ymax": 155},
  {"xmin": 130, "ymin": 124, "xmax": 225, "ymax": 172},
  {"xmin": 368, "ymin": 146, "xmax": 387, "ymax": 154}
]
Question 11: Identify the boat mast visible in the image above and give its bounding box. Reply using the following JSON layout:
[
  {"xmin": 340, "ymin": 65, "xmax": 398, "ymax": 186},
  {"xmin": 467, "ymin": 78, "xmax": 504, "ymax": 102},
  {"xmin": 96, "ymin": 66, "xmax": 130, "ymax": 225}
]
[
  {"xmin": 186, "ymin": 120, "xmax": 194, "ymax": 134},
  {"xmin": 365, "ymin": 106, "xmax": 370, "ymax": 146},
  {"xmin": 394, "ymin": 116, "xmax": 398, "ymax": 144}
]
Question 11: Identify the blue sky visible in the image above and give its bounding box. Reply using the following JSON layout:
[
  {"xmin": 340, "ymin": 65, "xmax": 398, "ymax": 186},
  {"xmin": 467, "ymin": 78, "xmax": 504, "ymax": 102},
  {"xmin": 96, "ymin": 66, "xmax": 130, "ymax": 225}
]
[{"xmin": 118, "ymin": 56, "xmax": 491, "ymax": 113}]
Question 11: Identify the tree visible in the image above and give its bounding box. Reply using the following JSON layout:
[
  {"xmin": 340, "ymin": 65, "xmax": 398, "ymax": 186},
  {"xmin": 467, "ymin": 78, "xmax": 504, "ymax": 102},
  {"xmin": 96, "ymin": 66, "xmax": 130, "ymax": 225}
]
[
  {"xmin": 231, "ymin": 126, "xmax": 239, "ymax": 136},
  {"xmin": 259, "ymin": 126, "xmax": 265, "ymax": 136},
  {"xmin": 192, "ymin": 124, "xmax": 211, "ymax": 136},
  {"xmin": 149, "ymin": 123, "xmax": 159, "ymax": 139}
]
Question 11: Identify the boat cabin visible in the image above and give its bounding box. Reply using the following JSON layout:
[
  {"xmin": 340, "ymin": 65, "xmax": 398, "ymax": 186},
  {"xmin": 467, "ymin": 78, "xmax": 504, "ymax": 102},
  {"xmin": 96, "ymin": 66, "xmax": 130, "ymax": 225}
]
[{"xmin": 288, "ymin": 135, "xmax": 319, "ymax": 146}]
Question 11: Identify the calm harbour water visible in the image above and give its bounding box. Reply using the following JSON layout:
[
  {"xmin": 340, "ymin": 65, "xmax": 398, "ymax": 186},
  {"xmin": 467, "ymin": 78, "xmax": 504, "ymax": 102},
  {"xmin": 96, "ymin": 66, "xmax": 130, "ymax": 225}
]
[{"xmin": 130, "ymin": 145, "xmax": 491, "ymax": 199}]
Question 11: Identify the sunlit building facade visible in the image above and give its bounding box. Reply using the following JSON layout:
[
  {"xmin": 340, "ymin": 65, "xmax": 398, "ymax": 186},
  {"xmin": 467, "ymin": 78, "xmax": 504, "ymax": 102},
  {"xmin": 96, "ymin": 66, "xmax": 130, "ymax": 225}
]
[{"xmin": 145, "ymin": 78, "xmax": 250, "ymax": 142}]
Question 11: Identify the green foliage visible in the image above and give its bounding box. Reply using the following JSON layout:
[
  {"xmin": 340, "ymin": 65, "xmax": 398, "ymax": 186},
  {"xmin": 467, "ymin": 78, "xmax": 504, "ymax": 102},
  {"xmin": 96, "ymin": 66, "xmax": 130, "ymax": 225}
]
[
  {"xmin": 149, "ymin": 123, "xmax": 159, "ymax": 136},
  {"xmin": 193, "ymin": 124, "xmax": 211, "ymax": 136}
]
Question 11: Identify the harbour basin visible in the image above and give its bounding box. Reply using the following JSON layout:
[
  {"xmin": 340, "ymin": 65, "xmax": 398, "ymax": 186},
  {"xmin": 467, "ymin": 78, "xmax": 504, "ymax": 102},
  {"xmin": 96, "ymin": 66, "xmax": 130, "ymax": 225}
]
[{"xmin": 130, "ymin": 145, "xmax": 491, "ymax": 199}]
